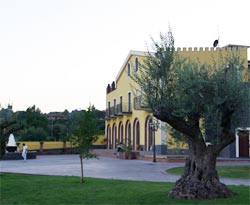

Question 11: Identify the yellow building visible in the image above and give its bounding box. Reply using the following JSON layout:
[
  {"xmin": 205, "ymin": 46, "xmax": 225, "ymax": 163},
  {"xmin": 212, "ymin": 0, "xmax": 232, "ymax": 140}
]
[{"xmin": 105, "ymin": 45, "xmax": 249, "ymax": 156}]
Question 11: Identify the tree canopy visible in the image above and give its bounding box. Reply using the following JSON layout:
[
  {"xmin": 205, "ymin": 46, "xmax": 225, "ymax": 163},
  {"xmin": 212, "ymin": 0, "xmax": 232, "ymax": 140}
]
[
  {"xmin": 133, "ymin": 31, "xmax": 249, "ymax": 199},
  {"xmin": 0, "ymin": 105, "xmax": 105, "ymax": 158},
  {"xmin": 134, "ymin": 31, "xmax": 248, "ymax": 150},
  {"xmin": 71, "ymin": 105, "xmax": 99, "ymax": 183}
]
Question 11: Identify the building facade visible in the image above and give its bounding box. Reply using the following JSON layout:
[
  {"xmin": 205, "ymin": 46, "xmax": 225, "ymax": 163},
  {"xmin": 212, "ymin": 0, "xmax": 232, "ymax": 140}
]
[{"xmin": 105, "ymin": 45, "xmax": 249, "ymax": 157}]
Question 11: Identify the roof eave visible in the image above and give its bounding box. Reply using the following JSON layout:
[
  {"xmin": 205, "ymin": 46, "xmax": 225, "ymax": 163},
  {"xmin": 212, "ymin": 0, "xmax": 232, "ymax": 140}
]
[{"xmin": 115, "ymin": 50, "xmax": 154, "ymax": 82}]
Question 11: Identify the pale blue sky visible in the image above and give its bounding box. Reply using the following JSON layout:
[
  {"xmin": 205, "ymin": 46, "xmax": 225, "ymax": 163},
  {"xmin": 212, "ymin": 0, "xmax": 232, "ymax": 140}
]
[{"xmin": 0, "ymin": 0, "xmax": 249, "ymax": 113}]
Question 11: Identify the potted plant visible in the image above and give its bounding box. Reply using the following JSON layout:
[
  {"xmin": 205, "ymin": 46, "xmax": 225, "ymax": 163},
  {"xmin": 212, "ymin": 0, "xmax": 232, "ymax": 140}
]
[
  {"xmin": 136, "ymin": 144, "xmax": 140, "ymax": 151},
  {"xmin": 118, "ymin": 143, "xmax": 139, "ymax": 160}
]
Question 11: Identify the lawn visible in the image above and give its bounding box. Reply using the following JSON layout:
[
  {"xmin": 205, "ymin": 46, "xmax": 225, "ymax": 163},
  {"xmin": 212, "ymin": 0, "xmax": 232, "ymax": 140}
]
[
  {"xmin": 166, "ymin": 165, "xmax": 250, "ymax": 179},
  {"xmin": 0, "ymin": 173, "xmax": 249, "ymax": 205}
]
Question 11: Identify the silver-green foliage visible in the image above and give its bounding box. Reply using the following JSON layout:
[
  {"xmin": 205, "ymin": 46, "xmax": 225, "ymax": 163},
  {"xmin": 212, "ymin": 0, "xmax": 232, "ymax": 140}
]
[{"xmin": 133, "ymin": 31, "xmax": 248, "ymax": 144}]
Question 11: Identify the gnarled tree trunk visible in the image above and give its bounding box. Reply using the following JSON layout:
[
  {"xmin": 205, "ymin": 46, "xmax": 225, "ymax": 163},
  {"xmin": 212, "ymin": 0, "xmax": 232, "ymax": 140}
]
[
  {"xmin": 154, "ymin": 107, "xmax": 237, "ymax": 199},
  {"xmin": 169, "ymin": 142, "xmax": 235, "ymax": 199}
]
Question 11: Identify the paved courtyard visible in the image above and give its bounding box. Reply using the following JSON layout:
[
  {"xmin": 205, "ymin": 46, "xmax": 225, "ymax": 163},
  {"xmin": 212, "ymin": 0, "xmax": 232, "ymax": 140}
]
[{"xmin": 0, "ymin": 155, "xmax": 249, "ymax": 185}]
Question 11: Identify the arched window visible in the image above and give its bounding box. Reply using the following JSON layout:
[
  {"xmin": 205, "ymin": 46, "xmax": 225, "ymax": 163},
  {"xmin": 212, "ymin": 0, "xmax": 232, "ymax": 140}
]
[
  {"xmin": 135, "ymin": 57, "xmax": 139, "ymax": 72},
  {"xmin": 127, "ymin": 63, "xmax": 131, "ymax": 76}
]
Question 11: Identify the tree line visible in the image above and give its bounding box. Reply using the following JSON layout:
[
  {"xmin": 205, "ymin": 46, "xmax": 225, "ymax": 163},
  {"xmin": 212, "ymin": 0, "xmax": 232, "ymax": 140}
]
[
  {"xmin": 0, "ymin": 104, "xmax": 105, "ymax": 142},
  {"xmin": 0, "ymin": 104, "xmax": 104, "ymax": 183}
]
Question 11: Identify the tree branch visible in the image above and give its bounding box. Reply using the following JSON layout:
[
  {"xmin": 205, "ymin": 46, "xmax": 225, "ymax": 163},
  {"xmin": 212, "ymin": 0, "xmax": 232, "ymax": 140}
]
[
  {"xmin": 214, "ymin": 129, "xmax": 235, "ymax": 154},
  {"xmin": 153, "ymin": 107, "xmax": 199, "ymax": 139},
  {"xmin": 213, "ymin": 105, "xmax": 235, "ymax": 154}
]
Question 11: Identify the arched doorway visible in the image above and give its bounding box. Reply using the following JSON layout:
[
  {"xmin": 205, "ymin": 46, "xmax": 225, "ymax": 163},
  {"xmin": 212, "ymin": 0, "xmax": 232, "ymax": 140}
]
[
  {"xmin": 106, "ymin": 125, "xmax": 111, "ymax": 149},
  {"xmin": 145, "ymin": 116, "xmax": 153, "ymax": 151},
  {"xmin": 133, "ymin": 118, "xmax": 140, "ymax": 150},
  {"xmin": 112, "ymin": 124, "xmax": 117, "ymax": 149},
  {"xmin": 118, "ymin": 122, "xmax": 123, "ymax": 143},
  {"xmin": 125, "ymin": 120, "xmax": 131, "ymax": 147}
]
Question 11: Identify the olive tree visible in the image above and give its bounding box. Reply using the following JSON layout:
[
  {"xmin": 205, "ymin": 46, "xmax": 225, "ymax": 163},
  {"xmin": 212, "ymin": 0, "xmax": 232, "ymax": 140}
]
[{"xmin": 133, "ymin": 31, "xmax": 249, "ymax": 199}]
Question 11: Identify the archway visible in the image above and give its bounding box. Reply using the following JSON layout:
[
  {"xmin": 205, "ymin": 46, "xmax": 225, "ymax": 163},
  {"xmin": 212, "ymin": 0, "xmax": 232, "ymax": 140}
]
[
  {"xmin": 118, "ymin": 122, "xmax": 123, "ymax": 143},
  {"xmin": 106, "ymin": 125, "xmax": 111, "ymax": 149},
  {"xmin": 112, "ymin": 124, "xmax": 117, "ymax": 149},
  {"xmin": 145, "ymin": 116, "xmax": 153, "ymax": 151},
  {"xmin": 133, "ymin": 118, "xmax": 140, "ymax": 150},
  {"xmin": 125, "ymin": 120, "xmax": 131, "ymax": 147}
]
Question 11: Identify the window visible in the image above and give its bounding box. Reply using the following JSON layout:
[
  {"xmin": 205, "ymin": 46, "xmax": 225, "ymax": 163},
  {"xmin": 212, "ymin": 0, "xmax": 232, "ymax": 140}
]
[
  {"xmin": 119, "ymin": 96, "xmax": 122, "ymax": 112},
  {"xmin": 128, "ymin": 92, "xmax": 131, "ymax": 112},
  {"xmin": 114, "ymin": 99, "xmax": 116, "ymax": 114},
  {"xmin": 135, "ymin": 57, "xmax": 139, "ymax": 72},
  {"xmin": 108, "ymin": 101, "xmax": 111, "ymax": 116},
  {"xmin": 120, "ymin": 96, "xmax": 122, "ymax": 105},
  {"xmin": 127, "ymin": 63, "xmax": 131, "ymax": 76}
]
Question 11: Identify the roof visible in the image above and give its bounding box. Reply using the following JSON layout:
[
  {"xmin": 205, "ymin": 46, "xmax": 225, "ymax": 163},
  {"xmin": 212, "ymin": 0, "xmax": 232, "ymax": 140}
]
[
  {"xmin": 115, "ymin": 50, "xmax": 154, "ymax": 82},
  {"xmin": 115, "ymin": 45, "xmax": 249, "ymax": 82},
  {"xmin": 223, "ymin": 44, "xmax": 250, "ymax": 48}
]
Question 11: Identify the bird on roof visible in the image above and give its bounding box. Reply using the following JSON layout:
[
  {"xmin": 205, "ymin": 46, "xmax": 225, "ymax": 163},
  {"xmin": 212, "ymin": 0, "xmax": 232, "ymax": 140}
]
[{"xmin": 213, "ymin": 39, "xmax": 219, "ymax": 47}]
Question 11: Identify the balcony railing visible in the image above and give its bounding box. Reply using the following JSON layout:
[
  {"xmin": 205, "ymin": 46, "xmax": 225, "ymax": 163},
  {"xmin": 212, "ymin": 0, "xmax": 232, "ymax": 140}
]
[
  {"xmin": 105, "ymin": 102, "xmax": 132, "ymax": 119},
  {"xmin": 105, "ymin": 107, "xmax": 116, "ymax": 119},
  {"xmin": 119, "ymin": 103, "xmax": 132, "ymax": 114},
  {"xmin": 134, "ymin": 95, "xmax": 149, "ymax": 110}
]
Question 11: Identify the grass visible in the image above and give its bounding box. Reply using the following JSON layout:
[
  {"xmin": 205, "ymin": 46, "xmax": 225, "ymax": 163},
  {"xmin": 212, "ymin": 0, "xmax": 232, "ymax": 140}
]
[
  {"xmin": 166, "ymin": 165, "xmax": 250, "ymax": 179},
  {"xmin": 0, "ymin": 173, "xmax": 249, "ymax": 205}
]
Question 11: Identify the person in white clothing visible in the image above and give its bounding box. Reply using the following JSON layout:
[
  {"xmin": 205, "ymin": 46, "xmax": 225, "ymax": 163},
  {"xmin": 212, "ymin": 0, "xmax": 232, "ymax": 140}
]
[
  {"xmin": 22, "ymin": 143, "xmax": 28, "ymax": 161},
  {"xmin": 116, "ymin": 142, "xmax": 124, "ymax": 157}
]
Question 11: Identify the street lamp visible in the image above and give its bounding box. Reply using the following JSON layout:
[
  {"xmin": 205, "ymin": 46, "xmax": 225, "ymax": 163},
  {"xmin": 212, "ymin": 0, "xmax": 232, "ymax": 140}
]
[{"xmin": 150, "ymin": 118, "xmax": 159, "ymax": 163}]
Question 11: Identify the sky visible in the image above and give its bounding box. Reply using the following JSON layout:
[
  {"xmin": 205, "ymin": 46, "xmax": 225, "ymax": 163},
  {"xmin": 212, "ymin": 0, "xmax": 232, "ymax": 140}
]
[{"xmin": 0, "ymin": 0, "xmax": 249, "ymax": 113}]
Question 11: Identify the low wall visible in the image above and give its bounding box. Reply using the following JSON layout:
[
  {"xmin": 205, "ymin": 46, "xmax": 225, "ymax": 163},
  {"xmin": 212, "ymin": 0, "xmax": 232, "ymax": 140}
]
[
  {"xmin": 17, "ymin": 141, "xmax": 75, "ymax": 151},
  {"xmin": 2, "ymin": 151, "xmax": 37, "ymax": 160},
  {"xmin": 17, "ymin": 138, "xmax": 106, "ymax": 154}
]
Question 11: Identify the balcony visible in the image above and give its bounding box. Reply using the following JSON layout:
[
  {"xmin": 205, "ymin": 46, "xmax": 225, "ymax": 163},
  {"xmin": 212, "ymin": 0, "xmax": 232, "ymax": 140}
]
[
  {"xmin": 105, "ymin": 103, "xmax": 132, "ymax": 119},
  {"xmin": 119, "ymin": 103, "xmax": 132, "ymax": 115},
  {"xmin": 134, "ymin": 95, "xmax": 149, "ymax": 110},
  {"xmin": 105, "ymin": 107, "xmax": 116, "ymax": 119}
]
